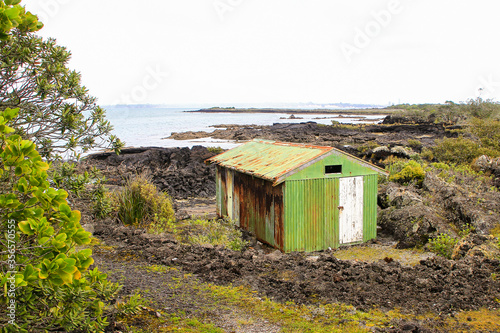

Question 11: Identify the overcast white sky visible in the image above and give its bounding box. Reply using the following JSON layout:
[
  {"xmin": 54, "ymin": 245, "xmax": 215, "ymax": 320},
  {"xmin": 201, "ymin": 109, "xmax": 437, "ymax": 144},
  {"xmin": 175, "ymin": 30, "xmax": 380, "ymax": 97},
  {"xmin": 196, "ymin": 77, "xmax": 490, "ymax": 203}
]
[{"xmin": 25, "ymin": 0, "xmax": 500, "ymax": 107}]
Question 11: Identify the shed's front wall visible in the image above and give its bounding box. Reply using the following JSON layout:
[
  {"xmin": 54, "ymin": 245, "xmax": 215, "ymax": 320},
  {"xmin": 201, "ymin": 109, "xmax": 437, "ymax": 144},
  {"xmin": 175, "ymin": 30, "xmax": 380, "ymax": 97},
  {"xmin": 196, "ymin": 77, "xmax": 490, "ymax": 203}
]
[
  {"xmin": 283, "ymin": 173, "xmax": 379, "ymax": 252},
  {"xmin": 286, "ymin": 152, "xmax": 379, "ymax": 181}
]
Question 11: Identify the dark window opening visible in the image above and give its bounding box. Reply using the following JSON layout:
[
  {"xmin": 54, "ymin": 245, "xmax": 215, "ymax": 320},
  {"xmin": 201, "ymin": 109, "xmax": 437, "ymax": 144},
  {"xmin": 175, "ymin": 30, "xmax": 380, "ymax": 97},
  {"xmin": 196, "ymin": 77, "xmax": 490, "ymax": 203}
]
[{"xmin": 325, "ymin": 165, "xmax": 342, "ymax": 174}]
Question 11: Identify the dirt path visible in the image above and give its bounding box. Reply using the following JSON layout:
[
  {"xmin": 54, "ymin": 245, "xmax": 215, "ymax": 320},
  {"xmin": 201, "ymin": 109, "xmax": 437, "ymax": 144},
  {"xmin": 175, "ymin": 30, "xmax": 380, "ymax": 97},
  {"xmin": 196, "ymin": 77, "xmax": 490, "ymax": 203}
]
[{"xmin": 93, "ymin": 242, "xmax": 282, "ymax": 333}]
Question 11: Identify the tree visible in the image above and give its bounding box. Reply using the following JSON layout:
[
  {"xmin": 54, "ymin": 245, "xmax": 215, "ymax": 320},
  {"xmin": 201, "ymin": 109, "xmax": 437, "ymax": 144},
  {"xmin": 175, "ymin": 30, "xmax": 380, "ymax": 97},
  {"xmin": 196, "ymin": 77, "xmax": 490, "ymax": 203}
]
[
  {"xmin": 0, "ymin": 0, "xmax": 42, "ymax": 39},
  {"xmin": 0, "ymin": 108, "xmax": 125, "ymax": 332},
  {"xmin": 0, "ymin": 31, "xmax": 123, "ymax": 158}
]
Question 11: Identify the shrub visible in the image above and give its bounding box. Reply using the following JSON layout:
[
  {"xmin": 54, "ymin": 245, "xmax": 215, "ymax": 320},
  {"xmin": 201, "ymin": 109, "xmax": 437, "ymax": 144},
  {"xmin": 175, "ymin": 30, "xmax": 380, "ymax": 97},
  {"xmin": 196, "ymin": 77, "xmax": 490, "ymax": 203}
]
[
  {"xmin": 0, "ymin": 108, "xmax": 124, "ymax": 332},
  {"xmin": 113, "ymin": 173, "xmax": 174, "ymax": 228},
  {"xmin": 388, "ymin": 160, "xmax": 426, "ymax": 186},
  {"xmin": 428, "ymin": 233, "xmax": 458, "ymax": 259},
  {"xmin": 432, "ymin": 136, "xmax": 497, "ymax": 165},
  {"xmin": 357, "ymin": 141, "xmax": 379, "ymax": 153},
  {"xmin": 420, "ymin": 147, "xmax": 434, "ymax": 161},
  {"xmin": 49, "ymin": 161, "xmax": 91, "ymax": 197},
  {"xmin": 92, "ymin": 182, "xmax": 113, "ymax": 219},
  {"xmin": 463, "ymin": 97, "xmax": 500, "ymax": 120},
  {"xmin": 207, "ymin": 146, "xmax": 224, "ymax": 154},
  {"xmin": 407, "ymin": 139, "xmax": 422, "ymax": 150},
  {"xmin": 49, "ymin": 162, "xmax": 113, "ymax": 219},
  {"xmin": 468, "ymin": 118, "xmax": 500, "ymax": 154}
]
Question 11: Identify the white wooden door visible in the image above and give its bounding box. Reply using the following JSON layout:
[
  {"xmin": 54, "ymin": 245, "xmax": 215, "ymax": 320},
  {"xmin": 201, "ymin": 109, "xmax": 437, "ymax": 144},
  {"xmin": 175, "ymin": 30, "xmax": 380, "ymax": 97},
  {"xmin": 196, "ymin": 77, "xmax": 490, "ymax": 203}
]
[{"xmin": 339, "ymin": 176, "xmax": 364, "ymax": 244}]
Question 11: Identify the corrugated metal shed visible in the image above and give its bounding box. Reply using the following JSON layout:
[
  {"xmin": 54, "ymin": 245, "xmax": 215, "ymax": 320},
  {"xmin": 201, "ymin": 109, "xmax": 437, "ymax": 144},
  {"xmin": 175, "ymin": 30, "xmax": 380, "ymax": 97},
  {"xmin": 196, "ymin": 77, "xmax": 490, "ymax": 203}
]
[{"xmin": 207, "ymin": 139, "xmax": 388, "ymax": 252}]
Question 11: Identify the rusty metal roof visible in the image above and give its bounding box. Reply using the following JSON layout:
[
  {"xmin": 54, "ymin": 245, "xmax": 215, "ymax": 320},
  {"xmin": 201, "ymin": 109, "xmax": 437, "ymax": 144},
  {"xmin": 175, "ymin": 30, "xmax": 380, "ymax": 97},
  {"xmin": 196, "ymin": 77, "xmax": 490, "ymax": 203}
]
[
  {"xmin": 206, "ymin": 139, "xmax": 388, "ymax": 184},
  {"xmin": 206, "ymin": 139, "xmax": 334, "ymax": 182}
]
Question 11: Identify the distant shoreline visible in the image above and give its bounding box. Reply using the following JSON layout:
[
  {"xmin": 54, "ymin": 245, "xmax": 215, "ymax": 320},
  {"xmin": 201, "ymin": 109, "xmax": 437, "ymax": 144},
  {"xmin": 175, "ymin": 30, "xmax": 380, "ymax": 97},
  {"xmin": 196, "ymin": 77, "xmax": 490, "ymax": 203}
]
[{"xmin": 188, "ymin": 107, "xmax": 397, "ymax": 115}]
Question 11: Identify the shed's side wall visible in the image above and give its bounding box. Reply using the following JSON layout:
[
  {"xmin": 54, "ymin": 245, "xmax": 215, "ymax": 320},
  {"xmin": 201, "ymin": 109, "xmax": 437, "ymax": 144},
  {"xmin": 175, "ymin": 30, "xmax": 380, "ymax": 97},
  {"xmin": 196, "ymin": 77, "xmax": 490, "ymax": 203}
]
[
  {"xmin": 216, "ymin": 166, "xmax": 284, "ymax": 250},
  {"xmin": 286, "ymin": 152, "xmax": 379, "ymax": 181},
  {"xmin": 283, "ymin": 178, "xmax": 339, "ymax": 252}
]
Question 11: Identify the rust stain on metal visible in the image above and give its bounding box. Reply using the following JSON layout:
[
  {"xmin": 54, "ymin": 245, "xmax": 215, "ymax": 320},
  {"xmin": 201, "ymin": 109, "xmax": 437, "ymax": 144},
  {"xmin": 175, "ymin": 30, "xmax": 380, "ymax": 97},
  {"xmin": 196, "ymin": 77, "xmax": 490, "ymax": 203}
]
[{"xmin": 233, "ymin": 171, "xmax": 284, "ymax": 250}]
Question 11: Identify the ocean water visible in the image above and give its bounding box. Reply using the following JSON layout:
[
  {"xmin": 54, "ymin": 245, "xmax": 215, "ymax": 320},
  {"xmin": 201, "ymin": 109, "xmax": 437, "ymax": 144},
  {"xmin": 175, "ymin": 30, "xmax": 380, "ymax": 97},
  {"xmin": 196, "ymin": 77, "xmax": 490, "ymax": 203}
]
[{"xmin": 104, "ymin": 106, "xmax": 385, "ymax": 150}]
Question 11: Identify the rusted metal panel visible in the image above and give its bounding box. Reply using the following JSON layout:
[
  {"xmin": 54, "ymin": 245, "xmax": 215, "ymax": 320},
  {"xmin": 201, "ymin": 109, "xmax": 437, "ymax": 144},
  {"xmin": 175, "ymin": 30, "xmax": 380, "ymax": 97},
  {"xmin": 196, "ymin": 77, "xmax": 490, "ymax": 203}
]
[
  {"xmin": 216, "ymin": 165, "xmax": 227, "ymax": 217},
  {"xmin": 284, "ymin": 178, "xmax": 339, "ymax": 252},
  {"xmin": 232, "ymin": 172, "xmax": 284, "ymax": 250},
  {"xmin": 339, "ymin": 176, "xmax": 364, "ymax": 245}
]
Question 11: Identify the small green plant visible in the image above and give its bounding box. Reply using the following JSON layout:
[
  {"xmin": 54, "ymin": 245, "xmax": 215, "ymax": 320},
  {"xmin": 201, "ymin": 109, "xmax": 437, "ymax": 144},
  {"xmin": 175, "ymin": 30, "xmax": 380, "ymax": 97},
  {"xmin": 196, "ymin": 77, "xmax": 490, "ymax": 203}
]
[
  {"xmin": 147, "ymin": 214, "xmax": 177, "ymax": 234},
  {"xmin": 420, "ymin": 147, "xmax": 434, "ymax": 161},
  {"xmin": 207, "ymin": 146, "xmax": 224, "ymax": 154},
  {"xmin": 357, "ymin": 141, "xmax": 379, "ymax": 153},
  {"xmin": 388, "ymin": 160, "xmax": 426, "ymax": 186},
  {"xmin": 113, "ymin": 173, "xmax": 175, "ymax": 228},
  {"xmin": 92, "ymin": 182, "xmax": 113, "ymax": 219},
  {"xmin": 458, "ymin": 223, "xmax": 475, "ymax": 238},
  {"xmin": 116, "ymin": 292, "xmax": 146, "ymax": 316},
  {"xmin": 407, "ymin": 139, "xmax": 423, "ymax": 149},
  {"xmin": 428, "ymin": 233, "xmax": 458, "ymax": 259},
  {"xmin": 49, "ymin": 162, "xmax": 91, "ymax": 197}
]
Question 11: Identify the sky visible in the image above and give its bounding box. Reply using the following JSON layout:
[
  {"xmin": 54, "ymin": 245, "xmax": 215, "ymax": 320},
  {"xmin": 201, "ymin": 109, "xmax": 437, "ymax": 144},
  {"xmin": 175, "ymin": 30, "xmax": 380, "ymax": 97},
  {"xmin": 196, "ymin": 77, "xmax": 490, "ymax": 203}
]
[{"xmin": 24, "ymin": 0, "xmax": 500, "ymax": 107}]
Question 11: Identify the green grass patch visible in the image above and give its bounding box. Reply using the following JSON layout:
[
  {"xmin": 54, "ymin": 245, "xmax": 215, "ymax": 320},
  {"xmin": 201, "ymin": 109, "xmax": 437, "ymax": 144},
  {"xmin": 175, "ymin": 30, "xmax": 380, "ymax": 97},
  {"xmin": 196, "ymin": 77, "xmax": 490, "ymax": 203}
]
[{"xmin": 176, "ymin": 218, "xmax": 249, "ymax": 251}]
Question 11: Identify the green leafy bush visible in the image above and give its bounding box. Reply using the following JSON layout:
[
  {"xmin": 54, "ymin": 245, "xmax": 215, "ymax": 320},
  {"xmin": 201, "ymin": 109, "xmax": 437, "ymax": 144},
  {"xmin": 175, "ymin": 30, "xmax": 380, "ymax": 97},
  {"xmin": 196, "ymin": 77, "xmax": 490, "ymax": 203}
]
[
  {"xmin": 468, "ymin": 118, "xmax": 500, "ymax": 153},
  {"xmin": 388, "ymin": 160, "xmax": 426, "ymax": 186},
  {"xmin": 49, "ymin": 162, "xmax": 92, "ymax": 197},
  {"xmin": 432, "ymin": 136, "xmax": 498, "ymax": 165},
  {"xmin": 0, "ymin": 0, "xmax": 42, "ymax": 39},
  {"xmin": 113, "ymin": 173, "xmax": 175, "ymax": 228},
  {"xmin": 91, "ymin": 182, "xmax": 113, "ymax": 219},
  {"xmin": 207, "ymin": 146, "xmax": 224, "ymax": 154},
  {"xmin": 407, "ymin": 139, "xmax": 423, "ymax": 150},
  {"xmin": 428, "ymin": 233, "xmax": 458, "ymax": 259},
  {"xmin": 49, "ymin": 161, "xmax": 113, "ymax": 219},
  {"xmin": 0, "ymin": 108, "xmax": 123, "ymax": 332}
]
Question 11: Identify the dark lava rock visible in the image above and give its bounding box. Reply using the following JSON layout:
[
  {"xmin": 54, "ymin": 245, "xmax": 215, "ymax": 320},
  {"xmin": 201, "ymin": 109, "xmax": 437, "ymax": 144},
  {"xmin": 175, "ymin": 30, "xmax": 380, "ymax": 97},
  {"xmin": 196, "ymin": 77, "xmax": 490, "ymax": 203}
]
[
  {"xmin": 96, "ymin": 221, "xmax": 500, "ymax": 317},
  {"xmin": 83, "ymin": 146, "xmax": 217, "ymax": 199}
]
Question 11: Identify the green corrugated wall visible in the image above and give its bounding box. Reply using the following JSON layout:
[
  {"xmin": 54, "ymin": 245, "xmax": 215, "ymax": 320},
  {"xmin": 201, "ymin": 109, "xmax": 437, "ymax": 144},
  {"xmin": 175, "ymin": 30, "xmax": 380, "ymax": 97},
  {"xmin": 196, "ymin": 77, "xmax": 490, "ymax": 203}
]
[{"xmin": 363, "ymin": 174, "xmax": 378, "ymax": 242}]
